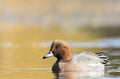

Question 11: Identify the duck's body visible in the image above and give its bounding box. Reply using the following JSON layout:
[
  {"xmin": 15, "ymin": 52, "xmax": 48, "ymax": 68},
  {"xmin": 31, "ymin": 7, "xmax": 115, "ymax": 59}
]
[
  {"xmin": 43, "ymin": 40, "xmax": 108, "ymax": 73},
  {"xmin": 52, "ymin": 52, "xmax": 104, "ymax": 72}
]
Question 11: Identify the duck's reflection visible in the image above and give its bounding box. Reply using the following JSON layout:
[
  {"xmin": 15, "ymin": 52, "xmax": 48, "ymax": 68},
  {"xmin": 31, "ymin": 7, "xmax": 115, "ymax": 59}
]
[{"xmin": 53, "ymin": 71, "xmax": 104, "ymax": 79}]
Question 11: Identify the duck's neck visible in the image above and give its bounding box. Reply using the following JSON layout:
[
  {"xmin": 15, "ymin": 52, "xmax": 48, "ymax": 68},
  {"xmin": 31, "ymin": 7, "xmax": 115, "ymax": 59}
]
[
  {"xmin": 57, "ymin": 57, "xmax": 72, "ymax": 62},
  {"xmin": 59, "ymin": 50, "xmax": 72, "ymax": 62},
  {"xmin": 63, "ymin": 55, "xmax": 72, "ymax": 62}
]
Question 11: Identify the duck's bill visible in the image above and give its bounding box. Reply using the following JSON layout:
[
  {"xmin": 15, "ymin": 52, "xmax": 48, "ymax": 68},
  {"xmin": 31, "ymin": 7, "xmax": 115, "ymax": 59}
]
[{"xmin": 42, "ymin": 51, "xmax": 53, "ymax": 59}]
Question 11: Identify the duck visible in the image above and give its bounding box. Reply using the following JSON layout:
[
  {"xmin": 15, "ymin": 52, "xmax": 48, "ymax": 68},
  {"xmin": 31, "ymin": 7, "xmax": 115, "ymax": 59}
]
[{"xmin": 42, "ymin": 40, "xmax": 109, "ymax": 74}]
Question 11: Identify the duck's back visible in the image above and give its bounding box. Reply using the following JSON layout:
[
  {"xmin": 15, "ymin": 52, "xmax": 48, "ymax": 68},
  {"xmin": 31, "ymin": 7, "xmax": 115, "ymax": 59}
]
[{"xmin": 72, "ymin": 52, "xmax": 105, "ymax": 72}]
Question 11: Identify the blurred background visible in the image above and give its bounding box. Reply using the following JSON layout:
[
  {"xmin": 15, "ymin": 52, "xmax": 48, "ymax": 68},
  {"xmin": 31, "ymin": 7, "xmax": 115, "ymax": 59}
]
[{"xmin": 0, "ymin": 0, "xmax": 120, "ymax": 78}]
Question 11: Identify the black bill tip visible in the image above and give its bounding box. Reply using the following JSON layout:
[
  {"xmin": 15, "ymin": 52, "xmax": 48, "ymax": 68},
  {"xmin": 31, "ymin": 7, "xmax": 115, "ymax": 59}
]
[{"xmin": 42, "ymin": 56, "xmax": 46, "ymax": 59}]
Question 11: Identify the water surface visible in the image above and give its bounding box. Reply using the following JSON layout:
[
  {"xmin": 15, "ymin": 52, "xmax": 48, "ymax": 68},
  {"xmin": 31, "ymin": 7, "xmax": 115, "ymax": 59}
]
[{"xmin": 0, "ymin": 27, "xmax": 120, "ymax": 79}]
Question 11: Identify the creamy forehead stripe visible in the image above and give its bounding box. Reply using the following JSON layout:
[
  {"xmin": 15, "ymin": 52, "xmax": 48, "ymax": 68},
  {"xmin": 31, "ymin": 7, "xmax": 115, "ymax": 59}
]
[{"xmin": 50, "ymin": 42, "xmax": 54, "ymax": 51}]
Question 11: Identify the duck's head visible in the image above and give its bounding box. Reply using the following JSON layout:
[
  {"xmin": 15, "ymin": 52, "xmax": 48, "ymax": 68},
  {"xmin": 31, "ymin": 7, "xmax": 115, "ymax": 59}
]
[{"xmin": 43, "ymin": 40, "xmax": 72, "ymax": 62}]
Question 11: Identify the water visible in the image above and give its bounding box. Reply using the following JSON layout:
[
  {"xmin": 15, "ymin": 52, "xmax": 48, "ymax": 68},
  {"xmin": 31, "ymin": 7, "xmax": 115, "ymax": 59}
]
[
  {"xmin": 0, "ymin": 27, "xmax": 120, "ymax": 79},
  {"xmin": 11, "ymin": 49, "xmax": 120, "ymax": 79},
  {"xmin": 1, "ymin": 42, "xmax": 120, "ymax": 79},
  {"xmin": 38, "ymin": 37, "xmax": 120, "ymax": 48}
]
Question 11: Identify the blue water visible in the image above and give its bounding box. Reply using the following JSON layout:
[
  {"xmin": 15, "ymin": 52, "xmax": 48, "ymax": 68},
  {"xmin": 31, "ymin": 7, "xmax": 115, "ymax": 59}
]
[{"xmin": 38, "ymin": 37, "xmax": 120, "ymax": 48}]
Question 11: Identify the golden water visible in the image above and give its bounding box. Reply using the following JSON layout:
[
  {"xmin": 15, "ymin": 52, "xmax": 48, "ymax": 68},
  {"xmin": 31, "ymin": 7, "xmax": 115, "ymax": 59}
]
[{"xmin": 0, "ymin": 26, "xmax": 119, "ymax": 79}]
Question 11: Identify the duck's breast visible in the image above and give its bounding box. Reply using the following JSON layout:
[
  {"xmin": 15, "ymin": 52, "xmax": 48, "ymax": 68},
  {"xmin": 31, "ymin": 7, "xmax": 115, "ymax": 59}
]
[{"xmin": 59, "ymin": 61, "xmax": 81, "ymax": 72}]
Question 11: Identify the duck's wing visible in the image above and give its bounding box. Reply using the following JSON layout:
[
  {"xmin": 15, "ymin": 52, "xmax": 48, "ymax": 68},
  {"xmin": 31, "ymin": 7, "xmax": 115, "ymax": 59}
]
[
  {"xmin": 72, "ymin": 52, "xmax": 105, "ymax": 73},
  {"xmin": 73, "ymin": 52, "xmax": 102, "ymax": 64},
  {"xmin": 96, "ymin": 51, "xmax": 109, "ymax": 65}
]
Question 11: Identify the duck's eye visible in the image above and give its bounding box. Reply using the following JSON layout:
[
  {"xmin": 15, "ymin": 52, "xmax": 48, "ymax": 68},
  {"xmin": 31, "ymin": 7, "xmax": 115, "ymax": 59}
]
[
  {"xmin": 52, "ymin": 51, "xmax": 55, "ymax": 54},
  {"xmin": 55, "ymin": 46, "xmax": 58, "ymax": 49},
  {"xmin": 55, "ymin": 45, "xmax": 60, "ymax": 49}
]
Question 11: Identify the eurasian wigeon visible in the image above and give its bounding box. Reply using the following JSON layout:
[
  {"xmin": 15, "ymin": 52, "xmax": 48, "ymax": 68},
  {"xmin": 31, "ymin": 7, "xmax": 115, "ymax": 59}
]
[{"xmin": 43, "ymin": 40, "xmax": 109, "ymax": 73}]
